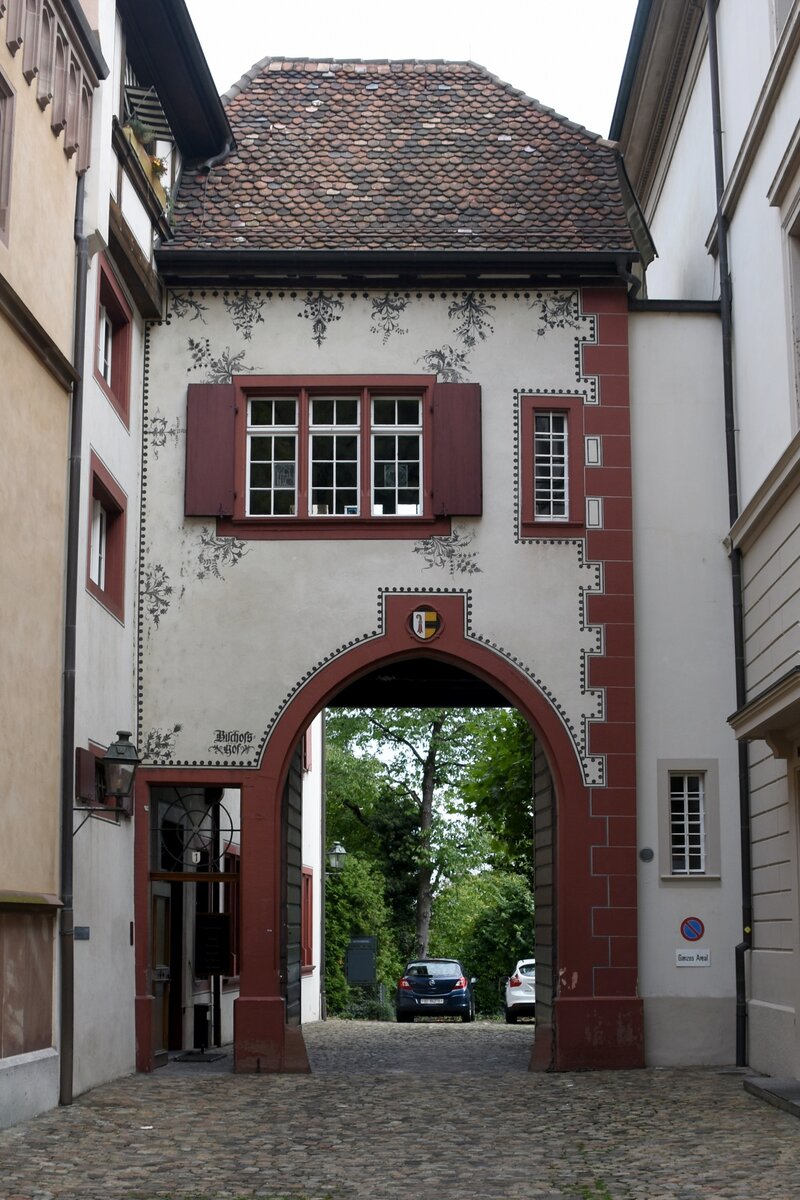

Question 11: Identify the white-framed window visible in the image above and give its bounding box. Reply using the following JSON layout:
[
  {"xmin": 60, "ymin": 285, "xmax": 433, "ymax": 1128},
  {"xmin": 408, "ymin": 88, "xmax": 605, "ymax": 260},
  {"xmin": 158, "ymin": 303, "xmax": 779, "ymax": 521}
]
[
  {"xmin": 89, "ymin": 497, "xmax": 107, "ymax": 589},
  {"xmin": 371, "ymin": 395, "xmax": 422, "ymax": 516},
  {"xmin": 97, "ymin": 304, "xmax": 113, "ymax": 386},
  {"xmin": 246, "ymin": 387, "xmax": 425, "ymax": 518},
  {"xmin": 310, "ymin": 395, "xmax": 359, "ymax": 515},
  {"xmin": 669, "ymin": 772, "xmax": 706, "ymax": 875},
  {"xmin": 657, "ymin": 759, "xmax": 720, "ymax": 880},
  {"xmin": 534, "ymin": 411, "xmax": 568, "ymax": 520},
  {"xmin": 247, "ymin": 396, "xmax": 298, "ymax": 516}
]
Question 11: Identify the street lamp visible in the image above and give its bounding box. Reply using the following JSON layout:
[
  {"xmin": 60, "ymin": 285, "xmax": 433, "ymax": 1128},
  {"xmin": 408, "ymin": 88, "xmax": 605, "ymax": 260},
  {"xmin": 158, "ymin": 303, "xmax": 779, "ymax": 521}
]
[
  {"xmin": 327, "ymin": 841, "xmax": 347, "ymax": 873},
  {"xmin": 100, "ymin": 731, "xmax": 141, "ymax": 805}
]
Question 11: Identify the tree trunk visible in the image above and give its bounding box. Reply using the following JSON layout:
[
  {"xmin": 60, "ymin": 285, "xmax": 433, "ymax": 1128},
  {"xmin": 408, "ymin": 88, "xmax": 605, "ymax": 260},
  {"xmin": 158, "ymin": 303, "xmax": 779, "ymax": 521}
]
[{"xmin": 414, "ymin": 713, "xmax": 444, "ymax": 957}]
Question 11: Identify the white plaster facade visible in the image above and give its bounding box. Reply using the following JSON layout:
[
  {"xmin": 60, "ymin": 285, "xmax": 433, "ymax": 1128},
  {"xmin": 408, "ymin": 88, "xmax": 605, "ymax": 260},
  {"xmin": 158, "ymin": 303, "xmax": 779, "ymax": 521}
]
[{"xmin": 615, "ymin": 0, "xmax": 800, "ymax": 1079}]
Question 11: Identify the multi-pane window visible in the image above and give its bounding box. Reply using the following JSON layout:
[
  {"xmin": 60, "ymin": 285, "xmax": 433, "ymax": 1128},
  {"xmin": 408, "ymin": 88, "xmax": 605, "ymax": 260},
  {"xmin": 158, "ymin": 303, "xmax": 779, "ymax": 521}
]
[
  {"xmin": 310, "ymin": 396, "xmax": 359, "ymax": 515},
  {"xmin": 372, "ymin": 396, "xmax": 422, "ymax": 515},
  {"xmin": 246, "ymin": 388, "xmax": 424, "ymax": 518},
  {"xmin": 669, "ymin": 773, "xmax": 706, "ymax": 875},
  {"xmin": 247, "ymin": 397, "xmax": 297, "ymax": 515},
  {"xmin": 534, "ymin": 411, "xmax": 568, "ymax": 519}
]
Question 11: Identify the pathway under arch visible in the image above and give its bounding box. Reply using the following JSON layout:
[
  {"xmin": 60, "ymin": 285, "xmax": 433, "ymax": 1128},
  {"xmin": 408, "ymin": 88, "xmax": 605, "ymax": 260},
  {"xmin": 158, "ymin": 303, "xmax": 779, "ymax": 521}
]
[{"xmin": 134, "ymin": 592, "xmax": 643, "ymax": 1073}]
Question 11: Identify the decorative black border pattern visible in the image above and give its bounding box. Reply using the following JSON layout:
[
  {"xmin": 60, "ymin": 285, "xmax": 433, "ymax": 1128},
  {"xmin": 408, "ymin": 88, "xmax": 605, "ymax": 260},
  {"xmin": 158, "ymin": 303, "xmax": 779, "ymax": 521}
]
[{"xmin": 138, "ymin": 289, "xmax": 607, "ymax": 780}]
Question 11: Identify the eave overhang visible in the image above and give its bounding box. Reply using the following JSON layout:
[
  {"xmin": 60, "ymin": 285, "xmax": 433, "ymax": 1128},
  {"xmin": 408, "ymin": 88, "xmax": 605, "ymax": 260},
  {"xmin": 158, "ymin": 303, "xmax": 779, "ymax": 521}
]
[
  {"xmin": 728, "ymin": 667, "xmax": 800, "ymax": 760},
  {"xmin": 155, "ymin": 248, "xmax": 640, "ymax": 289},
  {"xmin": 61, "ymin": 0, "xmax": 109, "ymax": 82},
  {"xmin": 609, "ymin": 0, "xmax": 703, "ymax": 206},
  {"xmin": 117, "ymin": 0, "xmax": 232, "ymax": 162}
]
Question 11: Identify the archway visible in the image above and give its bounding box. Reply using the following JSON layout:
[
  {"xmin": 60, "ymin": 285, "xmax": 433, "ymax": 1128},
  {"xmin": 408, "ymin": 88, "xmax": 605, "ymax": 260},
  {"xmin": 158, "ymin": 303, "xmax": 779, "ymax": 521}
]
[{"xmin": 134, "ymin": 591, "xmax": 643, "ymax": 1073}]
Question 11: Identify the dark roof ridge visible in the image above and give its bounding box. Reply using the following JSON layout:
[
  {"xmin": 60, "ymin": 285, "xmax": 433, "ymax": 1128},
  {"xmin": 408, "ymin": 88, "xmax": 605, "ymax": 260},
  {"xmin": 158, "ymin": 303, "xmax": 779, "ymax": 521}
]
[{"xmin": 221, "ymin": 55, "xmax": 616, "ymax": 147}]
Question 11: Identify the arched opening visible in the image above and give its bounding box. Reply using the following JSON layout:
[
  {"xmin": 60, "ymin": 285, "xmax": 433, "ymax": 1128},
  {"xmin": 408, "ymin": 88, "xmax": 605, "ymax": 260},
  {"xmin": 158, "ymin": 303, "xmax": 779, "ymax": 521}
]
[{"xmin": 134, "ymin": 592, "xmax": 643, "ymax": 1074}]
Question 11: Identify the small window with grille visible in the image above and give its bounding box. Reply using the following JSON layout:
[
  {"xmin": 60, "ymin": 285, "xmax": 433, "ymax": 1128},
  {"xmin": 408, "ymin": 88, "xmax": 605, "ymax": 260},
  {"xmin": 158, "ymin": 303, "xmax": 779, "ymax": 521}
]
[
  {"xmin": 534, "ymin": 411, "xmax": 569, "ymax": 519},
  {"xmin": 669, "ymin": 772, "xmax": 706, "ymax": 875}
]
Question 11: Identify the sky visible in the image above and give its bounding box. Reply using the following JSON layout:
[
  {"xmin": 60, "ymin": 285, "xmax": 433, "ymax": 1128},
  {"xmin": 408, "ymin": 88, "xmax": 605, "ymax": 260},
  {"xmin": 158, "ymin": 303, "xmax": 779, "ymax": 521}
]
[{"xmin": 183, "ymin": 0, "xmax": 639, "ymax": 138}]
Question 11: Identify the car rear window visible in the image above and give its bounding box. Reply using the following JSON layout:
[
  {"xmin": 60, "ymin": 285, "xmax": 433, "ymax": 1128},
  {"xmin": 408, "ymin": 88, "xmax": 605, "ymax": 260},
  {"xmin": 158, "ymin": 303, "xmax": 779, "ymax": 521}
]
[
  {"xmin": 405, "ymin": 961, "xmax": 460, "ymax": 978},
  {"xmin": 519, "ymin": 964, "xmax": 535, "ymax": 977}
]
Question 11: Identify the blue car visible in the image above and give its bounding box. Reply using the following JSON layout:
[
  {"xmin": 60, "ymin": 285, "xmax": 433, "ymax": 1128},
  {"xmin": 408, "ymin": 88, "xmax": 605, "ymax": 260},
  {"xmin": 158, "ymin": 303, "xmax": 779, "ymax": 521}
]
[{"xmin": 395, "ymin": 958, "xmax": 476, "ymax": 1023}]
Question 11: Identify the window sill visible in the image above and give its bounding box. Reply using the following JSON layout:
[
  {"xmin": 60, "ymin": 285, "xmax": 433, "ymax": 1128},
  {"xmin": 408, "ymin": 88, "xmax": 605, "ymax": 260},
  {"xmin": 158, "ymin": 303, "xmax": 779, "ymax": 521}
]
[
  {"xmin": 86, "ymin": 579, "xmax": 125, "ymax": 625},
  {"xmin": 93, "ymin": 368, "xmax": 130, "ymax": 430},
  {"xmin": 217, "ymin": 514, "xmax": 452, "ymax": 541},
  {"xmin": 520, "ymin": 519, "xmax": 586, "ymax": 540},
  {"xmin": 301, "ymin": 964, "xmax": 315, "ymax": 977},
  {"xmin": 660, "ymin": 873, "xmax": 721, "ymax": 883}
]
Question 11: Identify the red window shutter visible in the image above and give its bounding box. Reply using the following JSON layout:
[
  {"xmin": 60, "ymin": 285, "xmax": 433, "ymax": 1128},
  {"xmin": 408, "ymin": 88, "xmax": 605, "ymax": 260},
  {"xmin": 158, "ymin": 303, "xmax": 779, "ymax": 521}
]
[
  {"xmin": 431, "ymin": 383, "xmax": 482, "ymax": 516},
  {"xmin": 185, "ymin": 384, "xmax": 236, "ymax": 517},
  {"xmin": 75, "ymin": 747, "xmax": 98, "ymax": 805}
]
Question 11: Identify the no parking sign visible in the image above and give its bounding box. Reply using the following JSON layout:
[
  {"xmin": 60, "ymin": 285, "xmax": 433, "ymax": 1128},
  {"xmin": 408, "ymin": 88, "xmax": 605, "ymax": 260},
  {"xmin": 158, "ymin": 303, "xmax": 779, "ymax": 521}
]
[{"xmin": 680, "ymin": 916, "xmax": 705, "ymax": 942}]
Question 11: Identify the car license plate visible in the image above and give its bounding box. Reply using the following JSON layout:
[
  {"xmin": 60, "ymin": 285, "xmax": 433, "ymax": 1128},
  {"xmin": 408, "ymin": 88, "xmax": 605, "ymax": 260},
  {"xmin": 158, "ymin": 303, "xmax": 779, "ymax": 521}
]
[{"xmin": 420, "ymin": 997, "xmax": 444, "ymax": 1005}]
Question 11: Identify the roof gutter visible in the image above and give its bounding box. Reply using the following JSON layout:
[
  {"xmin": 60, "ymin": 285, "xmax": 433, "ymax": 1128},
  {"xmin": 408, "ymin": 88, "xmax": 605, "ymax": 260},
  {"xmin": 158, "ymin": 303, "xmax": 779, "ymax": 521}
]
[{"xmin": 155, "ymin": 247, "xmax": 640, "ymax": 287}]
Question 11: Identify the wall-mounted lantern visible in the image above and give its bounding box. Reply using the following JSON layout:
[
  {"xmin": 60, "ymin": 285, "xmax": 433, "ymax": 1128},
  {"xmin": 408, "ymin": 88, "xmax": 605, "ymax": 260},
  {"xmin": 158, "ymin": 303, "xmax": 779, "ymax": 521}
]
[
  {"xmin": 100, "ymin": 731, "xmax": 141, "ymax": 805},
  {"xmin": 327, "ymin": 841, "xmax": 348, "ymax": 873}
]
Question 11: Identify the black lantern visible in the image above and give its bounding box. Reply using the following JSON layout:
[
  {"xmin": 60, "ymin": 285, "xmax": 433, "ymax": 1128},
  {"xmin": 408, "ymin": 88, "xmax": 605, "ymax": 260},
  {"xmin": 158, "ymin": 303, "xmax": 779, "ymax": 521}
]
[
  {"xmin": 327, "ymin": 841, "xmax": 348, "ymax": 873},
  {"xmin": 100, "ymin": 731, "xmax": 141, "ymax": 803}
]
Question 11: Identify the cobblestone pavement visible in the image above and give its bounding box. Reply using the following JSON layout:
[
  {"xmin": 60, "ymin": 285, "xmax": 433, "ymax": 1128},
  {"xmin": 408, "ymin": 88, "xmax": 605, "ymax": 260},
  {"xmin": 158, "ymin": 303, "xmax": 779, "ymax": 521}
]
[{"xmin": 2, "ymin": 1019, "xmax": 799, "ymax": 1200}]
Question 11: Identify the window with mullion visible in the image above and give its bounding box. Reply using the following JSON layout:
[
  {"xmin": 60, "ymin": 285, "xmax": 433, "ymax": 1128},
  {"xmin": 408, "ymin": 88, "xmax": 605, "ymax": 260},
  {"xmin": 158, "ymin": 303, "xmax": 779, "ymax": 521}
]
[
  {"xmin": 534, "ymin": 412, "xmax": 568, "ymax": 519},
  {"xmin": 247, "ymin": 397, "xmax": 298, "ymax": 516},
  {"xmin": 669, "ymin": 773, "xmax": 706, "ymax": 875},
  {"xmin": 371, "ymin": 396, "xmax": 422, "ymax": 515},
  {"xmin": 309, "ymin": 395, "xmax": 360, "ymax": 515}
]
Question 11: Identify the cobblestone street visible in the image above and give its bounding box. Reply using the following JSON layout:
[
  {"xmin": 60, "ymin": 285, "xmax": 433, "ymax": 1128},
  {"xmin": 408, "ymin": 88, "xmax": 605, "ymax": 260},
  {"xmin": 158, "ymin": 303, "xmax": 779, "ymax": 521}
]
[{"xmin": 1, "ymin": 1020, "xmax": 798, "ymax": 1200}]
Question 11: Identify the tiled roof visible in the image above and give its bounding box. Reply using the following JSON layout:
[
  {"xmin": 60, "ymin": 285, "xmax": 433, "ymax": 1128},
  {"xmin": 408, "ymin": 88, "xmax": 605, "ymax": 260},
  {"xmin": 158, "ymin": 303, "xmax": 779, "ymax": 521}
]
[{"xmin": 169, "ymin": 58, "xmax": 636, "ymax": 254}]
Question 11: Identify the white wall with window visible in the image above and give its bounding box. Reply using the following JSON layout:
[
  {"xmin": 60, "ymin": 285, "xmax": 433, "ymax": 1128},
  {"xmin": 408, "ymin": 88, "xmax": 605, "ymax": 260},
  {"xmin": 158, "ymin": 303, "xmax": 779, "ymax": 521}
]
[{"xmin": 630, "ymin": 309, "xmax": 741, "ymax": 1066}]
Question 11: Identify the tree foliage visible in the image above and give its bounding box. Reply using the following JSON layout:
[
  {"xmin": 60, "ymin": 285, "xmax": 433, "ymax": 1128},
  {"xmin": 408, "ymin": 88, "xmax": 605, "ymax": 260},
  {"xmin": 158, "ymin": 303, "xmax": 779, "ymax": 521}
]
[
  {"xmin": 324, "ymin": 706, "xmax": 536, "ymax": 1012},
  {"xmin": 326, "ymin": 708, "xmax": 492, "ymax": 958},
  {"xmin": 324, "ymin": 853, "xmax": 402, "ymax": 1015},
  {"xmin": 430, "ymin": 871, "xmax": 535, "ymax": 1013},
  {"xmin": 459, "ymin": 709, "xmax": 535, "ymax": 884}
]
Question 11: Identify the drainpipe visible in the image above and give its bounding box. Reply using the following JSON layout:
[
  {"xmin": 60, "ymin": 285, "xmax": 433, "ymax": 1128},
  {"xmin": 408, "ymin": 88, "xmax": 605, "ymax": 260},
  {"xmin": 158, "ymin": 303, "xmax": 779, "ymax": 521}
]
[
  {"xmin": 706, "ymin": 0, "xmax": 752, "ymax": 1068},
  {"xmin": 60, "ymin": 171, "xmax": 89, "ymax": 1106}
]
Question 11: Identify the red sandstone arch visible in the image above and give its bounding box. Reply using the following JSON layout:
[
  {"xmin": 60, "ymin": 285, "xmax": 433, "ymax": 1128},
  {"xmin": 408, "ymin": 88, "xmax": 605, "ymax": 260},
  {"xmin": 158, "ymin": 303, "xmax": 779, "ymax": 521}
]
[{"xmin": 134, "ymin": 591, "xmax": 643, "ymax": 1074}]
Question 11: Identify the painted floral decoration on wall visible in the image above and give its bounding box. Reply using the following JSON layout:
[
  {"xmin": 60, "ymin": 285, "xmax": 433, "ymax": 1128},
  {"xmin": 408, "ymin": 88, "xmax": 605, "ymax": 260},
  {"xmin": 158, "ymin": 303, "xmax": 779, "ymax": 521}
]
[
  {"xmin": 448, "ymin": 293, "xmax": 496, "ymax": 347},
  {"xmin": 186, "ymin": 338, "xmax": 253, "ymax": 383},
  {"xmin": 142, "ymin": 723, "xmax": 182, "ymax": 762},
  {"xmin": 417, "ymin": 345, "xmax": 471, "ymax": 382},
  {"xmin": 169, "ymin": 294, "xmax": 208, "ymax": 323},
  {"xmin": 531, "ymin": 290, "xmax": 581, "ymax": 336},
  {"xmin": 142, "ymin": 563, "xmax": 174, "ymax": 626},
  {"xmin": 370, "ymin": 292, "xmax": 409, "ymax": 343},
  {"xmin": 413, "ymin": 528, "xmax": 482, "ymax": 576},
  {"xmin": 224, "ymin": 290, "xmax": 266, "ymax": 341},
  {"xmin": 148, "ymin": 408, "xmax": 182, "ymax": 459},
  {"xmin": 300, "ymin": 291, "xmax": 344, "ymax": 347},
  {"xmin": 196, "ymin": 527, "xmax": 250, "ymax": 581}
]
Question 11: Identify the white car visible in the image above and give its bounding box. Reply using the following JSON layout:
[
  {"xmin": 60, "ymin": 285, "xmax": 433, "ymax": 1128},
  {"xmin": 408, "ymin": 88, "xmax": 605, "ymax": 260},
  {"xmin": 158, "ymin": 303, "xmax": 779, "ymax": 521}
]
[{"xmin": 504, "ymin": 959, "xmax": 536, "ymax": 1023}]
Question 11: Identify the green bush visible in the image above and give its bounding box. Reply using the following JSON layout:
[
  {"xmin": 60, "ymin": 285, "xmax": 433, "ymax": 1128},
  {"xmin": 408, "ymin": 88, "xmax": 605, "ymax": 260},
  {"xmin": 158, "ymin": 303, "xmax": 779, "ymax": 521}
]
[{"xmin": 324, "ymin": 854, "xmax": 403, "ymax": 1014}]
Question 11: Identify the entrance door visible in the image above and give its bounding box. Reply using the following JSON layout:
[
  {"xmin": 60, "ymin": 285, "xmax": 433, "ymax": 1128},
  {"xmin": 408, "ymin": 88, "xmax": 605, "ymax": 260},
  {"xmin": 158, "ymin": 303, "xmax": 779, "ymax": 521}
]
[{"xmin": 151, "ymin": 881, "xmax": 171, "ymax": 1068}]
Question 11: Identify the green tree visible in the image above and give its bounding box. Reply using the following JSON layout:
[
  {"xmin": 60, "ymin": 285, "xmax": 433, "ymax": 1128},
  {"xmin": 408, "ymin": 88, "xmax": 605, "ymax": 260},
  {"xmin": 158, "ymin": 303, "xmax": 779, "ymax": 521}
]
[
  {"xmin": 430, "ymin": 870, "xmax": 535, "ymax": 1013},
  {"xmin": 460, "ymin": 709, "xmax": 535, "ymax": 884},
  {"xmin": 325, "ymin": 708, "xmax": 491, "ymax": 958},
  {"xmin": 324, "ymin": 853, "xmax": 402, "ymax": 1015}
]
